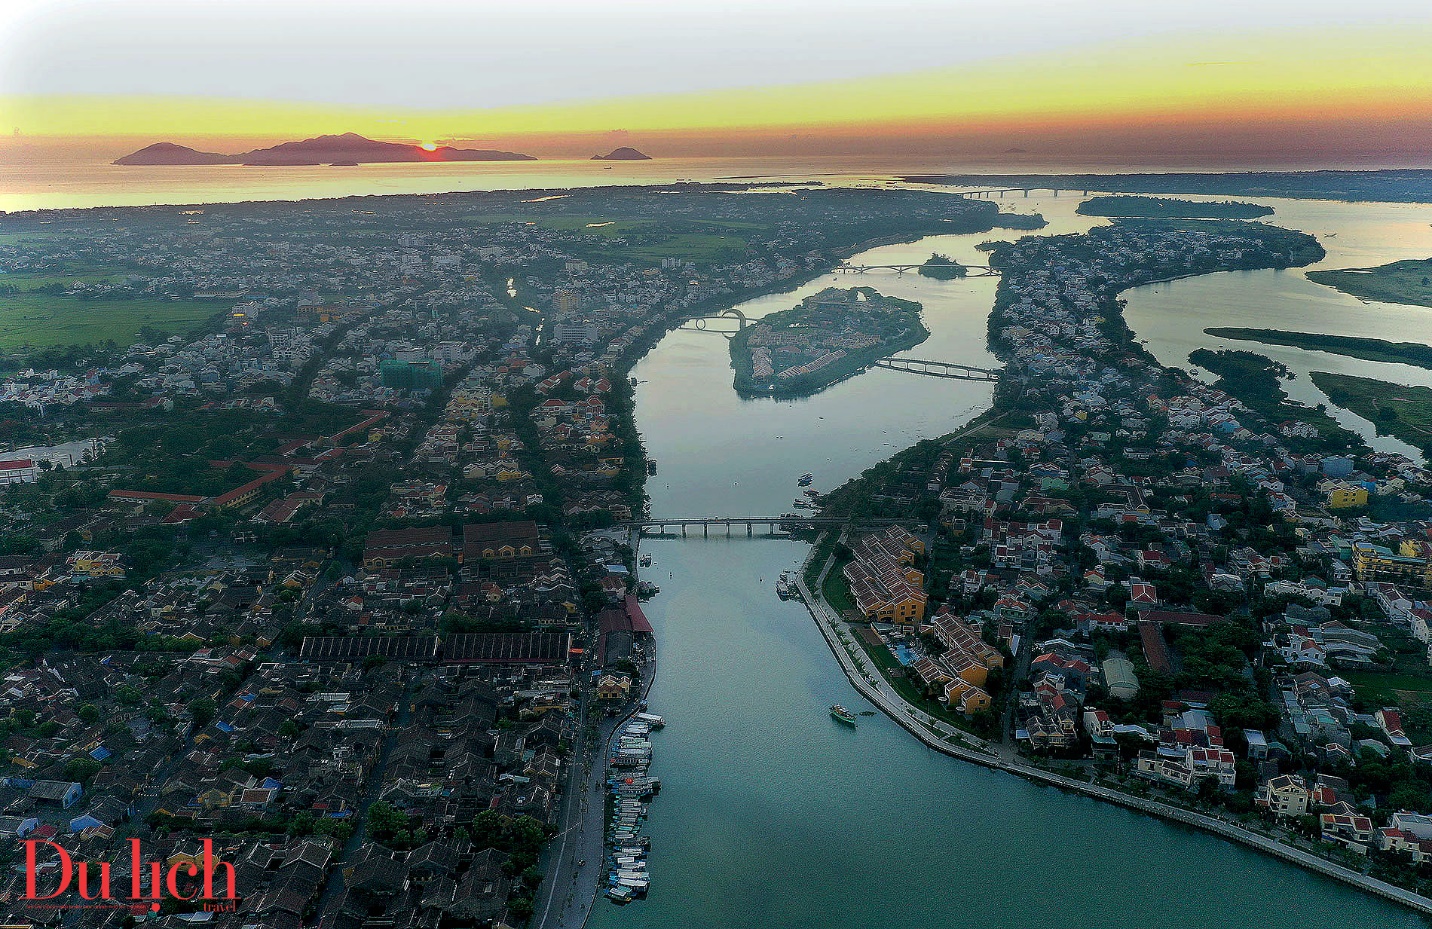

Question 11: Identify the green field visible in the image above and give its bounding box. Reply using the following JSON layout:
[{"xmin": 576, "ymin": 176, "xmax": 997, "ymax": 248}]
[
  {"xmin": 0, "ymin": 292, "xmax": 221, "ymax": 351},
  {"xmin": 1312, "ymin": 371, "xmax": 1432, "ymax": 450},
  {"xmin": 1343, "ymin": 671, "xmax": 1432, "ymax": 707},
  {"xmin": 1206, "ymin": 328, "xmax": 1432, "ymax": 371},
  {"xmin": 1308, "ymin": 258, "xmax": 1432, "ymax": 309}
]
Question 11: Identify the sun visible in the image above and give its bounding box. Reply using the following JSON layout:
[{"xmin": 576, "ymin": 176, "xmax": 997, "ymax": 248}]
[{"xmin": 419, "ymin": 142, "xmax": 438, "ymax": 152}]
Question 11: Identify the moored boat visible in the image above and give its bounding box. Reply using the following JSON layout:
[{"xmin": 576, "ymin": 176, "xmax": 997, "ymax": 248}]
[{"xmin": 830, "ymin": 704, "xmax": 858, "ymax": 725}]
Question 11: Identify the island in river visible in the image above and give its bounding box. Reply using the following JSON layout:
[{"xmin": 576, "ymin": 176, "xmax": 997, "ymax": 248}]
[
  {"xmin": 917, "ymin": 253, "xmax": 968, "ymax": 279},
  {"xmin": 1076, "ymin": 195, "xmax": 1273, "ymax": 220},
  {"xmin": 1206, "ymin": 327, "xmax": 1432, "ymax": 371},
  {"xmin": 729, "ymin": 286, "xmax": 927, "ymax": 397},
  {"xmin": 1307, "ymin": 257, "xmax": 1432, "ymax": 308}
]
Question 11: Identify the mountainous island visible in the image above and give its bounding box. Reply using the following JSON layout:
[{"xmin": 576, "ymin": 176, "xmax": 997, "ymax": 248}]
[
  {"xmin": 115, "ymin": 133, "xmax": 537, "ymax": 166},
  {"xmin": 592, "ymin": 147, "xmax": 652, "ymax": 161}
]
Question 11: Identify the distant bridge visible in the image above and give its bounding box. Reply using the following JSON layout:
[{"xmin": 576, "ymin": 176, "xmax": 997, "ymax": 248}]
[
  {"xmin": 834, "ymin": 261, "xmax": 998, "ymax": 276},
  {"xmin": 956, "ymin": 187, "xmax": 1091, "ymax": 199},
  {"xmin": 874, "ymin": 357, "xmax": 1000, "ymax": 381},
  {"xmin": 624, "ymin": 515, "xmax": 916, "ymax": 538}
]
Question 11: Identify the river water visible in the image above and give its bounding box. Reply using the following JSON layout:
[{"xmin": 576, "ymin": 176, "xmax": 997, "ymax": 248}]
[{"xmin": 589, "ymin": 194, "xmax": 1426, "ymax": 928}]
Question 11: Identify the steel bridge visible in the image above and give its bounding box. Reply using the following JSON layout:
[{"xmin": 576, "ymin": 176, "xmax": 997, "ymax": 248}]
[{"xmin": 874, "ymin": 357, "xmax": 1000, "ymax": 381}]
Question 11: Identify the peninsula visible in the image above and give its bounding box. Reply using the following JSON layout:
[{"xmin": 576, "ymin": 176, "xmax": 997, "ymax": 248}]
[
  {"xmin": 729, "ymin": 286, "xmax": 927, "ymax": 397},
  {"xmin": 114, "ymin": 132, "xmax": 537, "ymax": 166},
  {"xmin": 1307, "ymin": 257, "xmax": 1432, "ymax": 308}
]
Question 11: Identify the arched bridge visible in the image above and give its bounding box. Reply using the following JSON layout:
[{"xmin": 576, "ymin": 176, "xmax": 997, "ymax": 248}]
[
  {"xmin": 834, "ymin": 261, "xmax": 998, "ymax": 276},
  {"xmin": 677, "ymin": 307, "xmax": 749, "ymax": 336},
  {"xmin": 625, "ymin": 515, "xmax": 917, "ymax": 538},
  {"xmin": 874, "ymin": 357, "xmax": 1000, "ymax": 381}
]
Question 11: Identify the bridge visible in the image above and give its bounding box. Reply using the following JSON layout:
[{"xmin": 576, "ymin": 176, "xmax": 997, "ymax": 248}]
[
  {"xmin": 676, "ymin": 307, "xmax": 749, "ymax": 336},
  {"xmin": 834, "ymin": 261, "xmax": 997, "ymax": 276},
  {"xmin": 624, "ymin": 515, "xmax": 914, "ymax": 537},
  {"xmin": 956, "ymin": 187, "xmax": 1091, "ymax": 199},
  {"xmin": 874, "ymin": 357, "xmax": 1000, "ymax": 381}
]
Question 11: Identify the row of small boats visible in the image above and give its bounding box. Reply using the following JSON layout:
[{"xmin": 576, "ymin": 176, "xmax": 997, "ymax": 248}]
[{"xmin": 605, "ymin": 713, "xmax": 665, "ymax": 904}]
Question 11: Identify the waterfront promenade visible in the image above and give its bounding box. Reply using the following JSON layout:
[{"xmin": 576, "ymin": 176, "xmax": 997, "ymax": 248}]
[
  {"xmin": 796, "ymin": 545, "xmax": 1432, "ymax": 918},
  {"xmin": 533, "ymin": 641, "xmax": 659, "ymax": 929}
]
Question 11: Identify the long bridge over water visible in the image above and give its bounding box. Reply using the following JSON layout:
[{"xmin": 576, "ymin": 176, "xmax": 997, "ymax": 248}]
[
  {"xmin": 833, "ymin": 261, "xmax": 998, "ymax": 276},
  {"xmin": 873, "ymin": 357, "xmax": 999, "ymax": 381},
  {"xmin": 624, "ymin": 515, "xmax": 915, "ymax": 537}
]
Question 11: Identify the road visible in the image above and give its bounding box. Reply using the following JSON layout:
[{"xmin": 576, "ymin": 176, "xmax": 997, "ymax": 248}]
[{"xmin": 532, "ymin": 640, "xmax": 659, "ymax": 929}]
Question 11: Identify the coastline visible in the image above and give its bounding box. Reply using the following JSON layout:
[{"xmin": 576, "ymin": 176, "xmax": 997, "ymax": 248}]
[{"xmin": 793, "ymin": 539, "xmax": 1432, "ymax": 917}]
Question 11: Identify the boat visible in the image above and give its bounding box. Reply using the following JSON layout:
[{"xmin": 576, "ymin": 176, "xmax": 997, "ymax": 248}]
[
  {"xmin": 607, "ymin": 886, "xmax": 635, "ymax": 904},
  {"xmin": 829, "ymin": 704, "xmax": 858, "ymax": 725},
  {"xmin": 776, "ymin": 572, "xmax": 796, "ymax": 600},
  {"xmin": 646, "ymin": 459, "xmax": 657, "ymax": 475},
  {"xmin": 634, "ymin": 712, "xmax": 665, "ymax": 728},
  {"xmin": 639, "ymin": 553, "xmax": 652, "ymax": 567},
  {"xmin": 803, "ymin": 489, "xmax": 821, "ymax": 498},
  {"xmin": 792, "ymin": 499, "xmax": 814, "ymax": 509},
  {"xmin": 797, "ymin": 472, "xmax": 814, "ymax": 486}
]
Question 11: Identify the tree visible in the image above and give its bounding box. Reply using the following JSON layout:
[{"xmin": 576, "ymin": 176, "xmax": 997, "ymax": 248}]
[
  {"xmin": 77, "ymin": 703, "xmax": 100, "ymax": 724},
  {"xmin": 188, "ymin": 697, "xmax": 217, "ymax": 728}
]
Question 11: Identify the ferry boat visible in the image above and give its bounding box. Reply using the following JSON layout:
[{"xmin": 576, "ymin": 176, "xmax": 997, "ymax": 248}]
[
  {"xmin": 797, "ymin": 472, "xmax": 814, "ymax": 486},
  {"xmin": 634, "ymin": 712, "xmax": 665, "ymax": 728},
  {"xmin": 776, "ymin": 572, "xmax": 796, "ymax": 600},
  {"xmin": 792, "ymin": 499, "xmax": 814, "ymax": 509},
  {"xmin": 639, "ymin": 553, "xmax": 652, "ymax": 567},
  {"xmin": 829, "ymin": 704, "xmax": 858, "ymax": 726},
  {"xmin": 607, "ymin": 886, "xmax": 635, "ymax": 904}
]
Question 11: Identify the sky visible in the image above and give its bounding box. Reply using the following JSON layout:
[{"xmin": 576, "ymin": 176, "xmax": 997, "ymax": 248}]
[{"xmin": 1, "ymin": 0, "xmax": 1431, "ymax": 165}]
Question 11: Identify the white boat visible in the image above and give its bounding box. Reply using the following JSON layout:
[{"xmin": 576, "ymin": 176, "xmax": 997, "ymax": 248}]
[{"xmin": 634, "ymin": 712, "xmax": 665, "ymax": 727}]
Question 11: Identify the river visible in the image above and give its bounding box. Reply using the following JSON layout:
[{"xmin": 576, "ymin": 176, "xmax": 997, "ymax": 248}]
[{"xmin": 588, "ymin": 194, "xmax": 1426, "ymax": 928}]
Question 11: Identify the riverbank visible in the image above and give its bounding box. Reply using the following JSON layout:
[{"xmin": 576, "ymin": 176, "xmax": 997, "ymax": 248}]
[{"xmin": 794, "ymin": 542, "xmax": 1432, "ymax": 918}]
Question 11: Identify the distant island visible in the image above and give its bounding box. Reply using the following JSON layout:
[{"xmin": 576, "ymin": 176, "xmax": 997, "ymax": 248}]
[
  {"xmin": 1077, "ymin": 195, "xmax": 1273, "ymax": 220},
  {"xmin": 917, "ymin": 253, "xmax": 967, "ymax": 280},
  {"xmin": 592, "ymin": 147, "xmax": 651, "ymax": 161},
  {"xmin": 115, "ymin": 132, "xmax": 537, "ymax": 166},
  {"xmin": 1307, "ymin": 257, "xmax": 1432, "ymax": 308},
  {"xmin": 729, "ymin": 286, "xmax": 927, "ymax": 398}
]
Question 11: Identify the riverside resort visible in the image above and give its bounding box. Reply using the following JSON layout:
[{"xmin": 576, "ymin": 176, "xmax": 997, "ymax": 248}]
[{"xmin": 4, "ymin": 2, "xmax": 1432, "ymax": 928}]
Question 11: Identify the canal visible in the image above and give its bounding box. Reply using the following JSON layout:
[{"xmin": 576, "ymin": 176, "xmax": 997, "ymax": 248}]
[{"xmin": 589, "ymin": 195, "xmax": 1426, "ymax": 928}]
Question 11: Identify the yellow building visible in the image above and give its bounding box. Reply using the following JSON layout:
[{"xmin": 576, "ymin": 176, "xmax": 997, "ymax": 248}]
[{"xmin": 1326, "ymin": 483, "xmax": 1368, "ymax": 509}]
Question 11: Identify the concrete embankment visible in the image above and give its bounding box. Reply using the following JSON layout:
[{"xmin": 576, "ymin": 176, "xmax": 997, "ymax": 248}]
[{"xmin": 795, "ymin": 549, "xmax": 1432, "ymax": 917}]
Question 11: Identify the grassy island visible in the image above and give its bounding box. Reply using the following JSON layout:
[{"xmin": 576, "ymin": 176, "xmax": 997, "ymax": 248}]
[
  {"xmin": 729, "ymin": 286, "xmax": 927, "ymax": 398},
  {"xmin": 1206, "ymin": 328, "xmax": 1432, "ymax": 371},
  {"xmin": 917, "ymin": 253, "xmax": 967, "ymax": 280},
  {"xmin": 1312, "ymin": 371, "xmax": 1432, "ymax": 454},
  {"xmin": 1077, "ymin": 195, "xmax": 1273, "ymax": 220},
  {"xmin": 1307, "ymin": 258, "xmax": 1432, "ymax": 309}
]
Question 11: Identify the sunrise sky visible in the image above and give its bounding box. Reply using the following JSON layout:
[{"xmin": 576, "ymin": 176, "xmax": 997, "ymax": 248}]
[{"xmin": 2, "ymin": 0, "xmax": 1431, "ymax": 165}]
